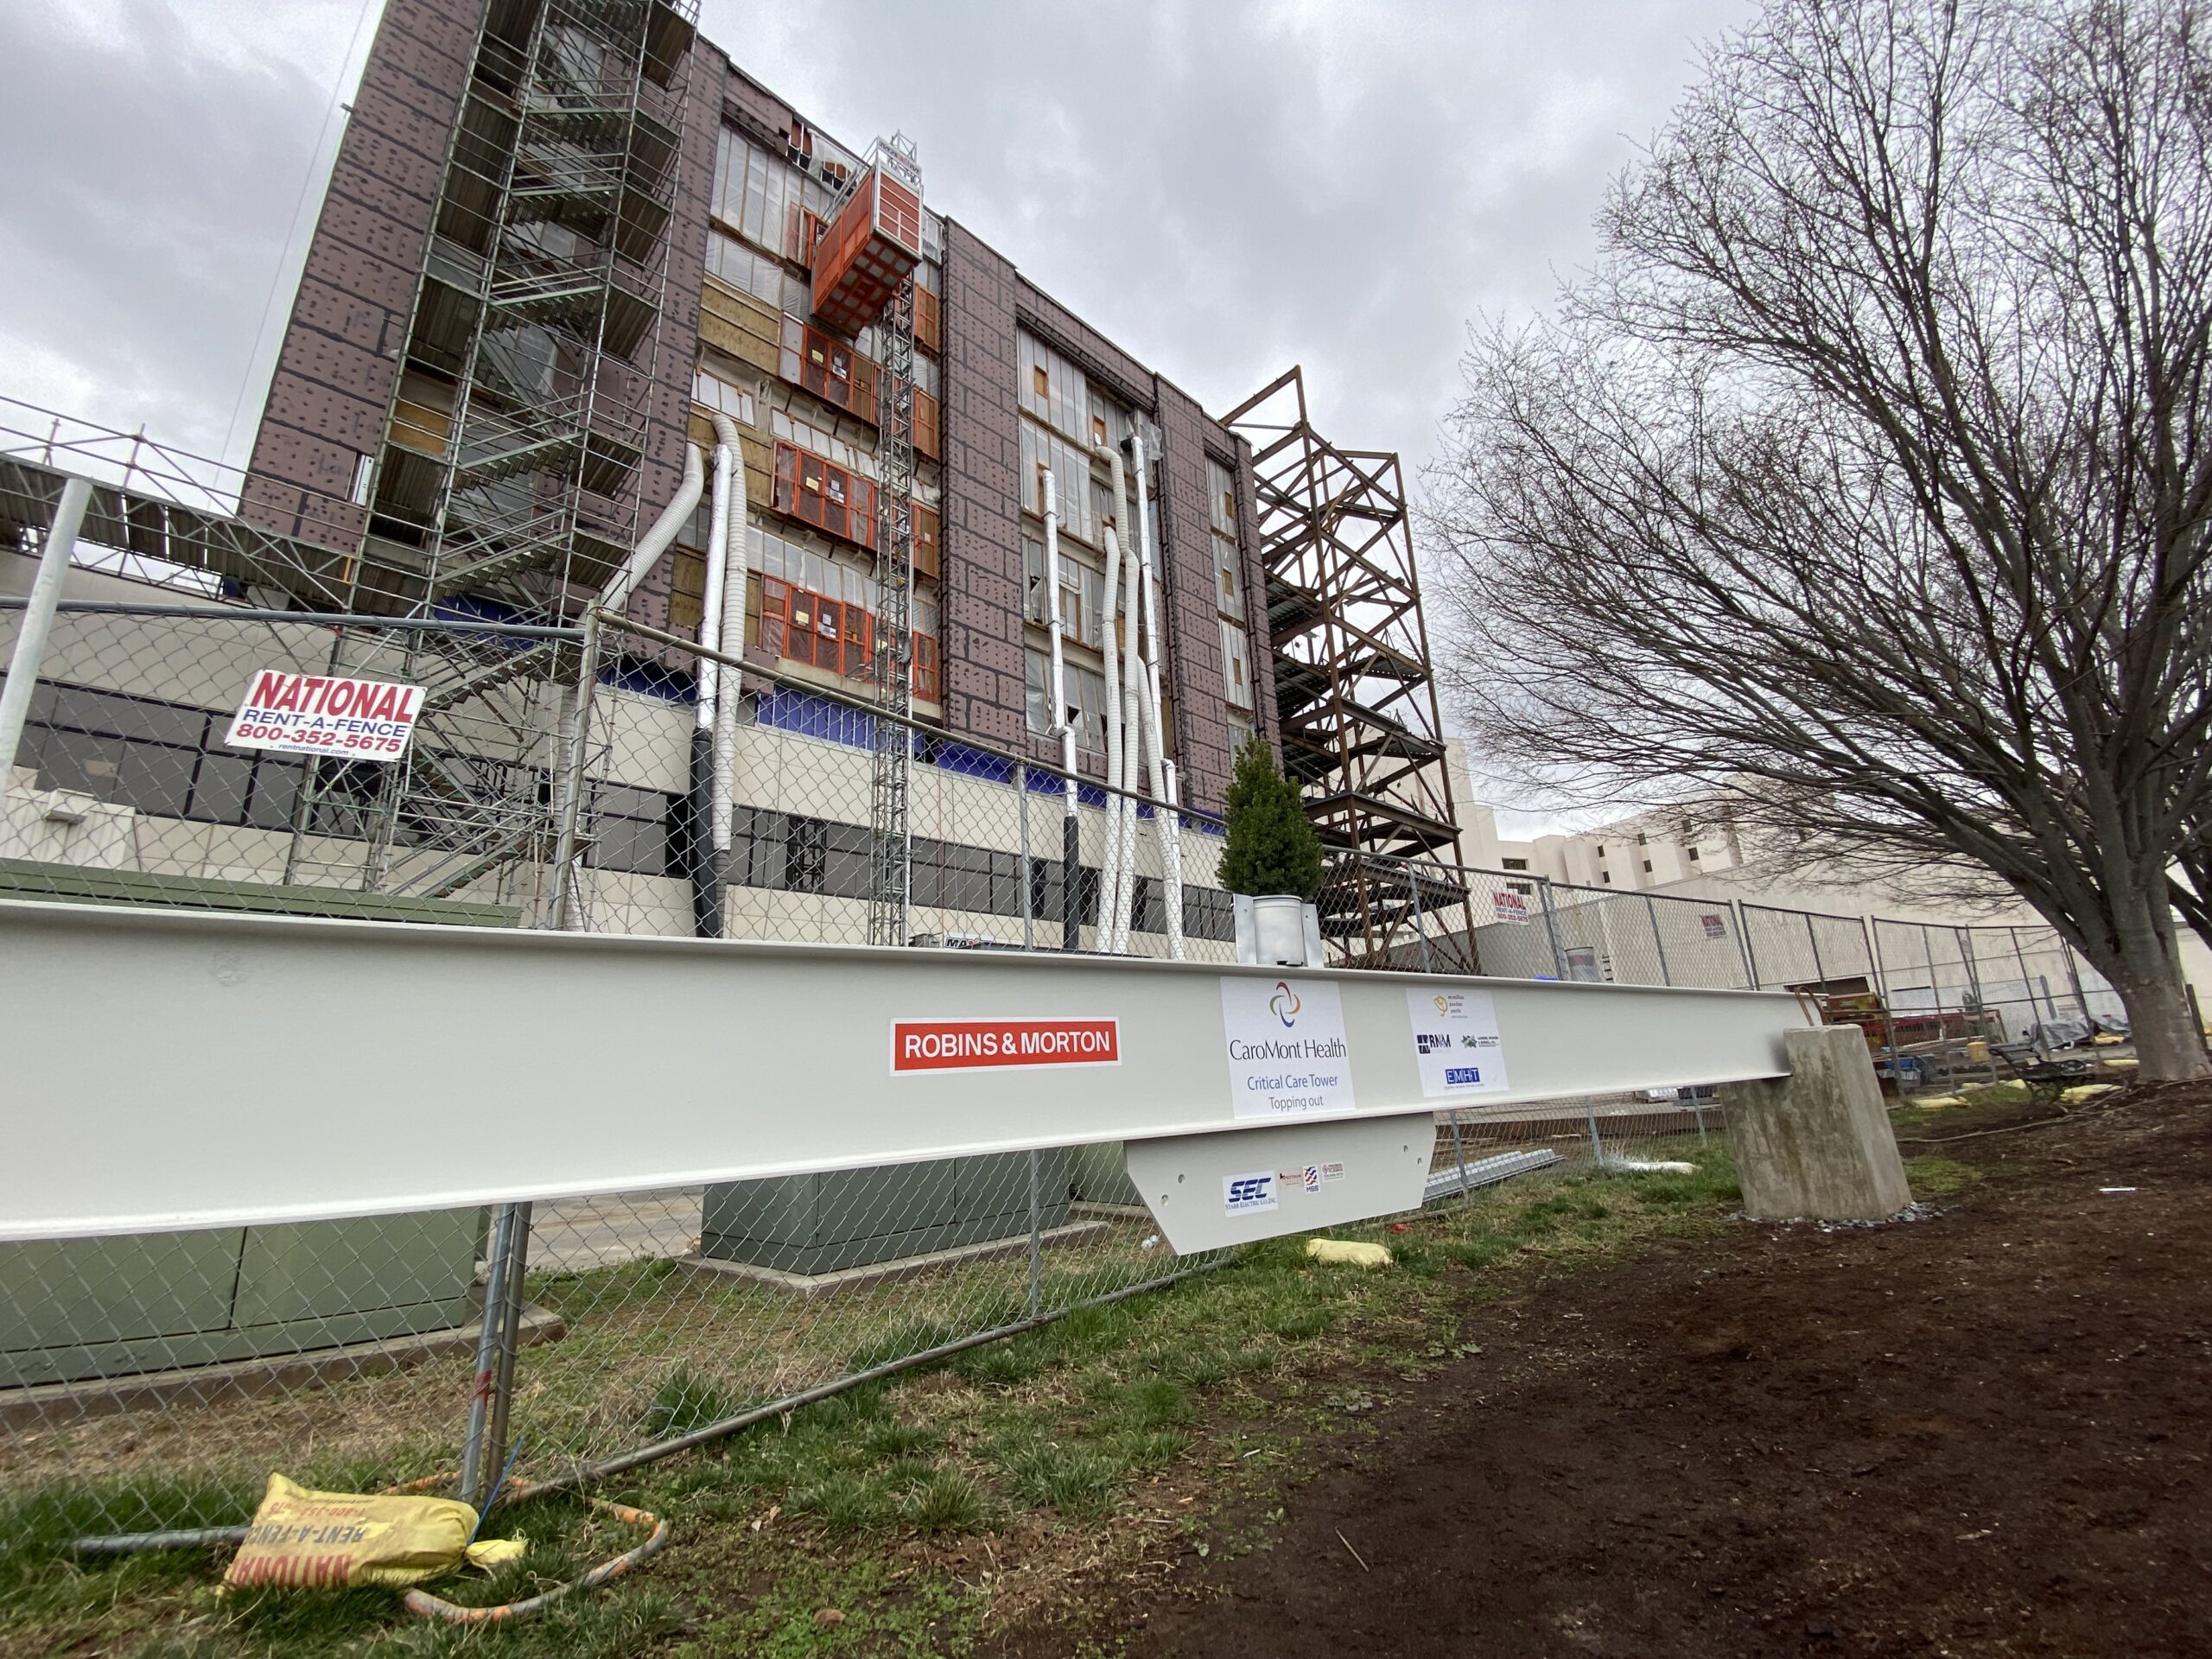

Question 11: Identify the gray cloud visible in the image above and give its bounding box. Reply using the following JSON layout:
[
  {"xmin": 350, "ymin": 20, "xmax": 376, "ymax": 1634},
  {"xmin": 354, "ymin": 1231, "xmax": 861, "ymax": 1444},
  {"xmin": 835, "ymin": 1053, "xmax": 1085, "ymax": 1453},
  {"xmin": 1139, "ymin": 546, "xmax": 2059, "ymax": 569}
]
[
  {"xmin": 709, "ymin": 0, "xmax": 1752, "ymax": 474},
  {"xmin": 2, "ymin": 0, "xmax": 1748, "ymax": 476},
  {"xmin": 0, "ymin": 1, "xmax": 371, "ymax": 461},
  {"xmin": 2, "ymin": 0, "xmax": 1749, "ymax": 830}
]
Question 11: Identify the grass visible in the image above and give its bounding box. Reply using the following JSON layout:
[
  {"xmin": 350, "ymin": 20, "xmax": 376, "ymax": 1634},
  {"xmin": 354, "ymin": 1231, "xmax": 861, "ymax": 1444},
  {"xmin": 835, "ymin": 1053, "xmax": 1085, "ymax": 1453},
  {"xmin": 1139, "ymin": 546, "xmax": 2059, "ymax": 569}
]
[{"xmin": 1, "ymin": 1141, "xmax": 1757, "ymax": 1658}]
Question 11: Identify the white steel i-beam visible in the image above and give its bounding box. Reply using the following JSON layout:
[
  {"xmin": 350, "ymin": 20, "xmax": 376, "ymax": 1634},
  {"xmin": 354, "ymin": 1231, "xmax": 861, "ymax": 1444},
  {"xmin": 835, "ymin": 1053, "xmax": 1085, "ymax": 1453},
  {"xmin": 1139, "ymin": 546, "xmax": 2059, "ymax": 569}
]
[{"xmin": 0, "ymin": 899, "xmax": 1803, "ymax": 1242}]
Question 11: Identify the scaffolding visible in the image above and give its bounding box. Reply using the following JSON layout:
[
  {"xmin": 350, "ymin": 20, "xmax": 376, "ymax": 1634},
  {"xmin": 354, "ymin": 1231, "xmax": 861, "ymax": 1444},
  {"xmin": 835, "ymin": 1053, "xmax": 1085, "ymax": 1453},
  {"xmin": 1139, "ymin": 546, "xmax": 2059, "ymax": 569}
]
[
  {"xmin": 222, "ymin": 0, "xmax": 701, "ymax": 901},
  {"xmin": 1224, "ymin": 366, "xmax": 1478, "ymax": 970}
]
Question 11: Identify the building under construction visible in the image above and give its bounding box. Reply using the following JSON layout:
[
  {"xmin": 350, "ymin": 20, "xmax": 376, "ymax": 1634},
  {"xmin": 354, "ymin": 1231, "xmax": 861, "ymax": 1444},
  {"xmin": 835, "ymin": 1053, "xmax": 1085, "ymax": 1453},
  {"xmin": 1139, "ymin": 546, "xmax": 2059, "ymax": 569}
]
[{"xmin": 6, "ymin": 0, "xmax": 1471, "ymax": 958}]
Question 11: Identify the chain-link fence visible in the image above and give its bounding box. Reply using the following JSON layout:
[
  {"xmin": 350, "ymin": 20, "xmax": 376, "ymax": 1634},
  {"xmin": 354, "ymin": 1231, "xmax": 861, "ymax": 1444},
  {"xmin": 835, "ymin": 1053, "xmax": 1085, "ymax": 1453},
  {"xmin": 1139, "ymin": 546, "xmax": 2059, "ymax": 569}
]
[{"xmin": 0, "ymin": 583, "xmax": 2135, "ymax": 1546}]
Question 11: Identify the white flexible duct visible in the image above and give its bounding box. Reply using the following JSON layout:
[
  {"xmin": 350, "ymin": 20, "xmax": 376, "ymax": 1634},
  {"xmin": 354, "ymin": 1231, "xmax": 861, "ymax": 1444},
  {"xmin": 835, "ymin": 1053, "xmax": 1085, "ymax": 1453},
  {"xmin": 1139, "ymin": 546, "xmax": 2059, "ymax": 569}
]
[
  {"xmin": 708, "ymin": 415, "xmax": 748, "ymax": 873},
  {"xmin": 577, "ymin": 441, "xmax": 704, "ymax": 934},
  {"xmin": 1128, "ymin": 433, "xmax": 1184, "ymax": 957},
  {"xmin": 1113, "ymin": 524, "xmax": 1147, "ymax": 953},
  {"xmin": 601, "ymin": 441, "xmax": 705, "ymax": 613},
  {"xmin": 697, "ymin": 414, "xmax": 742, "ymax": 728},
  {"xmin": 1041, "ymin": 470, "xmax": 1077, "ymax": 798},
  {"xmin": 1042, "ymin": 469, "xmax": 1079, "ymax": 950},
  {"xmin": 1097, "ymin": 499, "xmax": 1125, "ymax": 951},
  {"xmin": 1096, "ymin": 443, "xmax": 1143, "ymax": 955}
]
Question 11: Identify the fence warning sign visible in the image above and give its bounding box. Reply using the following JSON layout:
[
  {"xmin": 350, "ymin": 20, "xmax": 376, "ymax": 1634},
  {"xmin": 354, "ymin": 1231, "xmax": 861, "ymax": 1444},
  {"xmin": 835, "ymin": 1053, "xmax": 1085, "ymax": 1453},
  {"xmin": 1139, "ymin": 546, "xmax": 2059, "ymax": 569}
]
[
  {"xmin": 891, "ymin": 1018, "xmax": 1121, "ymax": 1074},
  {"xmin": 225, "ymin": 670, "xmax": 424, "ymax": 762}
]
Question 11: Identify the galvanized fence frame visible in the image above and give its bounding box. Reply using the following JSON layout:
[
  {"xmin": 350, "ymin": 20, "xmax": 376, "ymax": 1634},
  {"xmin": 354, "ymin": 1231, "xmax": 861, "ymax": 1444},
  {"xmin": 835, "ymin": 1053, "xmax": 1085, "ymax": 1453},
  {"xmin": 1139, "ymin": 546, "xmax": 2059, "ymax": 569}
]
[{"xmin": 0, "ymin": 586, "xmax": 2128, "ymax": 1546}]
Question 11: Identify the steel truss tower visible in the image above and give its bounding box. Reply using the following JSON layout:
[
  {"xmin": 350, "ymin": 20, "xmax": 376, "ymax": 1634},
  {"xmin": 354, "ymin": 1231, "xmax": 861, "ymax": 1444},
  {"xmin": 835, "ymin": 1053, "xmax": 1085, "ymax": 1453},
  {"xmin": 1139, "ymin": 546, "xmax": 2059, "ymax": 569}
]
[{"xmin": 1224, "ymin": 366, "xmax": 1478, "ymax": 970}]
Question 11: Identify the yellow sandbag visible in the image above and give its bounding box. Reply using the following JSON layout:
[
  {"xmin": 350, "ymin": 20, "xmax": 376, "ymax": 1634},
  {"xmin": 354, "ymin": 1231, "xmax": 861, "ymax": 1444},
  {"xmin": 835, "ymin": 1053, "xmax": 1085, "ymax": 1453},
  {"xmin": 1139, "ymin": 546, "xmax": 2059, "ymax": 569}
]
[
  {"xmin": 1306, "ymin": 1238, "xmax": 1391, "ymax": 1268},
  {"xmin": 2104, "ymin": 1057, "xmax": 2139, "ymax": 1070},
  {"xmin": 2061, "ymin": 1083, "xmax": 2120, "ymax": 1104},
  {"xmin": 223, "ymin": 1473, "xmax": 522, "ymax": 1591},
  {"xmin": 1910, "ymin": 1095, "xmax": 1967, "ymax": 1109}
]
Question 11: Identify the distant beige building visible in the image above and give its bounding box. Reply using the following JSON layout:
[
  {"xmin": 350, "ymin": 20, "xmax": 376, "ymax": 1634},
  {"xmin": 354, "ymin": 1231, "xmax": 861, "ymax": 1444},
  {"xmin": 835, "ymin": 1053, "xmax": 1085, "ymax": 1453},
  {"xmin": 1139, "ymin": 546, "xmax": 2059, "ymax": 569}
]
[
  {"xmin": 1441, "ymin": 739, "xmax": 2212, "ymax": 999},
  {"xmin": 1444, "ymin": 739, "xmax": 1747, "ymax": 894}
]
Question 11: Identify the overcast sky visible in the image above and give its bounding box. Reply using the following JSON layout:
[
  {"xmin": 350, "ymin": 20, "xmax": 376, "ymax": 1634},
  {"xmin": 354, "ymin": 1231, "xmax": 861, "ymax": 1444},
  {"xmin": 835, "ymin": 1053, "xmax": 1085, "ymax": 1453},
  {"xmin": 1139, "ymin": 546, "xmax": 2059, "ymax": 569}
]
[{"xmin": 0, "ymin": 0, "xmax": 1751, "ymax": 825}]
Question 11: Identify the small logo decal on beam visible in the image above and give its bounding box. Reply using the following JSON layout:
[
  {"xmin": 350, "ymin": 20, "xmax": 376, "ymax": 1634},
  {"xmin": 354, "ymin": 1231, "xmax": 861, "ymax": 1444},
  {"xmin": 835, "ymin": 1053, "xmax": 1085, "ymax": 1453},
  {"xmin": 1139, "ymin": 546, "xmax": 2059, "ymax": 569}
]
[{"xmin": 891, "ymin": 1018, "xmax": 1121, "ymax": 1074}]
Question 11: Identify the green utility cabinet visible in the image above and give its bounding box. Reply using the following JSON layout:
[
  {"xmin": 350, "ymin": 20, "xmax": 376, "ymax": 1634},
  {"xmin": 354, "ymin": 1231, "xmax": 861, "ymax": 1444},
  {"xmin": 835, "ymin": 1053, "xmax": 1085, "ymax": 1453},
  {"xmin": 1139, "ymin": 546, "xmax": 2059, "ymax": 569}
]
[
  {"xmin": 0, "ymin": 1211, "xmax": 480, "ymax": 1389},
  {"xmin": 702, "ymin": 1152, "xmax": 1070, "ymax": 1276},
  {"xmin": 1067, "ymin": 1143, "xmax": 1143, "ymax": 1208}
]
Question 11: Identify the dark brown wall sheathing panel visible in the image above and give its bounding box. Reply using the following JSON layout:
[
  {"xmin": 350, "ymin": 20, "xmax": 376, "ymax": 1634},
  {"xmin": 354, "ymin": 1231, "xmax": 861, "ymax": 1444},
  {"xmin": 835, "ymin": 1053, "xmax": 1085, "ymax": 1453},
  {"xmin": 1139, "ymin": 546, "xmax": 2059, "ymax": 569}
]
[
  {"xmin": 938, "ymin": 221, "xmax": 1030, "ymax": 753},
  {"xmin": 241, "ymin": 0, "xmax": 480, "ymax": 551},
  {"xmin": 1154, "ymin": 378, "xmax": 1236, "ymax": 816},
  {"xmin": 1014, "ymin": 280, "xmax": 1153, "ymax": 415},
  {"xmin": 723, "ymin": 69, "xmax": 795, "ymax": 149},
  {"xmin": 1232, "ymin": 432, "xmax": 1283, "ymax": 764}
]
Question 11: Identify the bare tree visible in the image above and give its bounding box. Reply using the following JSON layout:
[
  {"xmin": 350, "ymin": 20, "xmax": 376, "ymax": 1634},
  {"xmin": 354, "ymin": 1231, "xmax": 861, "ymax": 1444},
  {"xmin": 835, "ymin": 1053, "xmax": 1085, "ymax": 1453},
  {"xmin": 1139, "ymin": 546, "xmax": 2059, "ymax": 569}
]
[{"xmin": 1427, "ymin": 0, "xmax": 2212, "ymax": 1078}]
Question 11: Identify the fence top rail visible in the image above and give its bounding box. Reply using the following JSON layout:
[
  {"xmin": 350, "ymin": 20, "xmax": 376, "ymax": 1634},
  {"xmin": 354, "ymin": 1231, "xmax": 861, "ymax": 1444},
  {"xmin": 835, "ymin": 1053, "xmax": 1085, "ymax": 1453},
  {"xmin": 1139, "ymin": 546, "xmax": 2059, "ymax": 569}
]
[{"xmin": 0, "ymin": 597, "xmax": 587, "ymax": 639}]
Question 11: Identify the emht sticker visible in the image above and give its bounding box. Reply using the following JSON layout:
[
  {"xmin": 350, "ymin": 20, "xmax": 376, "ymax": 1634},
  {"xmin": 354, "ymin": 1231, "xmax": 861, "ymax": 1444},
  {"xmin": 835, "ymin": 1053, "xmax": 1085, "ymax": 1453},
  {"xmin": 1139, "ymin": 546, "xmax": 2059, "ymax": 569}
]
[{"xmin": 1407, "ymin": 987, "xmax": 1510, "ymax": 1097}]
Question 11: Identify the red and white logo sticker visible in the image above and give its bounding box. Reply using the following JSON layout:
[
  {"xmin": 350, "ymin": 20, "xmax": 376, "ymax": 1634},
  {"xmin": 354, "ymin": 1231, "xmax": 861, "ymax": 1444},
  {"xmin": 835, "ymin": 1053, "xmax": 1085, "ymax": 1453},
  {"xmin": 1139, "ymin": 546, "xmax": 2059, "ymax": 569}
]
[
  {"xmin": 225, "ymin": 670, "xmax": 424, "ymax": 761},
  {"xmin": 891, "ymin": 1018, "xmax": 1120, "ymax": 1074}
]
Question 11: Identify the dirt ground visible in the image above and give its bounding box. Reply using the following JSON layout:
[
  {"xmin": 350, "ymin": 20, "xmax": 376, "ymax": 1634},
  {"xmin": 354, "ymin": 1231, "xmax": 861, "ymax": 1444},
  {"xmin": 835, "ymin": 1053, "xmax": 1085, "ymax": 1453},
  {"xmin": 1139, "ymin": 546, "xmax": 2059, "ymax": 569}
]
[{"xmin": 1009, "ymin": 1081, "xmax": 2212, "ymax": 1658}]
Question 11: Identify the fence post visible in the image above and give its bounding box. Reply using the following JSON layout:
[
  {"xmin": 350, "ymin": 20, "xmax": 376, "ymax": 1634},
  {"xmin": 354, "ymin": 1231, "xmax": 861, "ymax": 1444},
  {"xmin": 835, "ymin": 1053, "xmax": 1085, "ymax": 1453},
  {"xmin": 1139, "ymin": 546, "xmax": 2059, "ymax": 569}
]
[
  {"xmin": 1405, "ymin": 861, "xmax": 1432, "ymax": 973},
  {"xmin": 1958, "ymin": 927, "xmax": 1986, "ymax": 1021},
  {"xmin": 0, "ymin": 474, "xmax": 92, "ymax": 780},
  {"xmin": 545, "ymin": 612, "xmax": 601, "ymax": 931},
  {"xmin": 1448, "ymin": 1109, "xmax": 1471, "ymax": 1195},
  {"xmin": 2060, "ymin": 939, "xmax": 2092, "ymax": 1024},
  {"xmin": 2008, "ymin": 926, "xmax": 2045, "ymax": 1032},
  {"xmin": 1735, "ymin": 900, "xmax": 1761, "ymax": 988},
  {"xmin": 1026, "ymin": 1149, "xmax": 1044, "ymax": 1321},
  {"xmin": 1584, "ymin": 1097, "xmax": 1606, "ymax": 1171},
  {"xmin": 1866, "ymin": 916, "xmax": 1905, "ymax": 1090},
  {"xmin": 1016, "ymin": 760, "xmax": 1033, "ymax": 950},
  {"xmin": 1538, "ymin": 879, "xmax": 1567, "ymax": 978},
  {"xmin": 1804, "ymin": 911, "xmax": 1827, "ymax": 986},
  {"xmin": 483, "ymin": 1198, "xmax": 531, "ymax": 1500},
  {"xmin": 461, "ymin": 1202, "xmax": 530, "ymax": 1509},
  {"xmin": 1644, "ymin": 893, "xmax": 1671, "ymax": 986},
  {"xmin": 1062, "ymin": 778, "xmax": 1080, "ymax": 952}
]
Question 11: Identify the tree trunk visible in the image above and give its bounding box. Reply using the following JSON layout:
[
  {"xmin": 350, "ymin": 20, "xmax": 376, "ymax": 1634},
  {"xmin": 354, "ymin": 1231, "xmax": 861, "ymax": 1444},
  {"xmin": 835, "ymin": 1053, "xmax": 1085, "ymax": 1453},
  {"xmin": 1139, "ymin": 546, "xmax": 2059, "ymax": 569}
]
[
  {"xmin": 2089, "ymin": 883, "xmax": 2212, "ymax": 1081},
  {"xmin": 2107, "ymin": 963, "xmax": 2209, "ymax": 1082}
]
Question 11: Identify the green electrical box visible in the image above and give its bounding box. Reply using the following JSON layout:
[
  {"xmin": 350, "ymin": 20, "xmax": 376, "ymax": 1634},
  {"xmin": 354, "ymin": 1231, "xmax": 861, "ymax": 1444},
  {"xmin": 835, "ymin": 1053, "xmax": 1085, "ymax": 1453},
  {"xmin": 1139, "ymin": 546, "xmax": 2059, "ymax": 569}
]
[
  {"xmin": 0, "ymin": 1211, "xmax": 481, "ymax": 1389},
  {"xmin": 702, "ymin": 1152, "xmax": 1070, "ymax": 1276},
  {"xmin": 1066, "ymin": 1143, "xmax": 1143, "ymax": 1208}
]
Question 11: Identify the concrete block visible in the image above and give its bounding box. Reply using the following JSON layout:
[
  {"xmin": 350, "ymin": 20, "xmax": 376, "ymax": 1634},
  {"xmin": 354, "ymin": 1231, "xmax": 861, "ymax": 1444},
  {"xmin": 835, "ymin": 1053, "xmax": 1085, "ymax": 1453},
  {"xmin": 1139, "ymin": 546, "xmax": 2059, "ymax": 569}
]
[{"xmin": 1721, "ymin": 1026, "xmax": 1913, "ymax": 1221}]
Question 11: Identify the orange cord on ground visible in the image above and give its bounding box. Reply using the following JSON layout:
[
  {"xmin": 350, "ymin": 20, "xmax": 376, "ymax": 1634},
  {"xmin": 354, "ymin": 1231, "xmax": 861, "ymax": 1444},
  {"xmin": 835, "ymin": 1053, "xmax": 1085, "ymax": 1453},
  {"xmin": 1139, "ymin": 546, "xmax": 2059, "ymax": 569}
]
[{"xmin": 400, "ymin": 1494, "xmax": 668, "ymax": 1624}]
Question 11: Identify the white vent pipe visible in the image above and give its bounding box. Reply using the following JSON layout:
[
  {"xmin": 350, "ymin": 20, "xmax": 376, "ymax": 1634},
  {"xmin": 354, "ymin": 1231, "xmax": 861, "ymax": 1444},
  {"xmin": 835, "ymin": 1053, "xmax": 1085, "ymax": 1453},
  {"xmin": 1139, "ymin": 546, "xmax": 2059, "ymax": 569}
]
[
  {"xmin": 1041, "ymin": 469, "xmax": 1080, "ymax": 950},
  {"xmin": 1112, "ymin": 523, "xmax": 1147, "ymax": 953},
  {"xmin": 1096, "ymin": 485, "xmax": 1126, "ymax": 950},
  {"xmin": 1128, "ymin": 432, "xmax": 1184, "ymax": 957},
  {"xmin": 562, "ymin": 441, "xmax": 703, "ymax": 930},
  {"xmin": 708, "ymin": 414, "xmax": 748, "ymax": 877},
  {"xmin": 601, "ymin": 441, "xmax": 704, "ymax": 612}
]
